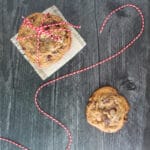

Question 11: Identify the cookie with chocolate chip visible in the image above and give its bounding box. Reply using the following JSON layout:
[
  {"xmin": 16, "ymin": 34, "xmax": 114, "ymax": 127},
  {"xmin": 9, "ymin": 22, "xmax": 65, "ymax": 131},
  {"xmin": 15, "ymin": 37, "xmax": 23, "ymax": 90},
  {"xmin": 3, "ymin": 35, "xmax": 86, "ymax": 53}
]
[
  {"xmin": 86, "ymin": 86, "xmax": 130, "ymax": 133},
  {"xmin": 17, "ymin": 13, "xmax": 71, "ymax": 67}
]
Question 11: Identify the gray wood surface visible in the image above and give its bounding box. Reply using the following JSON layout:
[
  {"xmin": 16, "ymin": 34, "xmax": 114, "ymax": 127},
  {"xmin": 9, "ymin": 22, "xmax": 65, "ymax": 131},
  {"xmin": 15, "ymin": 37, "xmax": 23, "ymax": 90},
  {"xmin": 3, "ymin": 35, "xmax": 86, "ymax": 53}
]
[{"xmin": 0, "ymin": 0, "xmax": 150, "ymax": 150}]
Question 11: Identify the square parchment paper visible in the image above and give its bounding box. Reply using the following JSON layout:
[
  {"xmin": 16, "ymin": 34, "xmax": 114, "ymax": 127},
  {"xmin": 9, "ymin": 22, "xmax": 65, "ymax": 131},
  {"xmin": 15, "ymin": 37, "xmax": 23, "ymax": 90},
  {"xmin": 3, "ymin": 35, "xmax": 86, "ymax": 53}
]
[{"xmin": 11, "ymin": 5, "xmax": 86, "ymax": 80}]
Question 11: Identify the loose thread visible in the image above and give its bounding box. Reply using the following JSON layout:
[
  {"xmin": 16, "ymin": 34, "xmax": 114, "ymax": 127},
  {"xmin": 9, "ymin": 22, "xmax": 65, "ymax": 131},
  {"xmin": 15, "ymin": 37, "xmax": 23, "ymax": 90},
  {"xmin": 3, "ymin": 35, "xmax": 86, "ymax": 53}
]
[{"xmin": 0, "ymin": 4, "xmax": 144, "ymax": 150}]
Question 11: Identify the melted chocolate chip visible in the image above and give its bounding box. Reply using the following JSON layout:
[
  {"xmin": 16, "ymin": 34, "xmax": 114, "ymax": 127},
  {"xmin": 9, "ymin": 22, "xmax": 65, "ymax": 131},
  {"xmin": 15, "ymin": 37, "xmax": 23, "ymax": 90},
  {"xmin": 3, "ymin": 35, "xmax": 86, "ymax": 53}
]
[
  {"xmin": 44, "ymin": 27, "xmax": 50, "ymax": 30},
  {"xmin": 46, "ymin": 13, "xmax": 51, "ymax": 18},
  {"xmin": 104, "ymin": 118, "xmax": 110, "ymax": 125},
  {"xmin": 47, "ymin": 55, "xmax": 52, "ymax": 61},
  {"xmin": 51, "ymin": 20, "xmax": 57, "ymax": 24},
  {"xmin": 56, "ymin": 25, "xmax": 60, "ymax": 28},
  {"xmin": 102, "ymin": 98, "xmax": 110, "ymax": 104},
  {"xmin": 60, "ymin": 46, "xmax": 64, "ymax": 49},
  {"xmin": 22, "ymin": 47, "xmax": 26, "ymax": 50},
  {"xmin": 52, "ymin": 51, "xmax": 58, "ymax": 54},
  {"xmin": 102, "ymin": 115, "xmax": 110, "ymax": 126},
  {"xmin": 29, "ymin": 16, "xmax": 36, "ymax": 22},
  {"xmin": 124, "ymin": 116, "xmax": 128, "ymax": 121}
]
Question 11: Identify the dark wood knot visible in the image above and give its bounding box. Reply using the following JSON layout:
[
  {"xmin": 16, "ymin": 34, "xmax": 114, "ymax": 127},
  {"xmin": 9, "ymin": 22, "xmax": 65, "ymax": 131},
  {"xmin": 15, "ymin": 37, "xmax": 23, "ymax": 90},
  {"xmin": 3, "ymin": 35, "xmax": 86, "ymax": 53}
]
[{"xmin": 121, "ymin": 79, "xmax": 136, "ymax": 90}]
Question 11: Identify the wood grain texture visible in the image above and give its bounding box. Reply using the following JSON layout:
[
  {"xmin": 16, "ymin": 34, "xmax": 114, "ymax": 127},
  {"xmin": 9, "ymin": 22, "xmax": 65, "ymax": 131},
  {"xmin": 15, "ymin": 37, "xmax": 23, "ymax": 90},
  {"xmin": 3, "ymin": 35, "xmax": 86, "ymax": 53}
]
[{"xmin": 0, "ymin": 0, "xmax": 150, "ymax": 150}]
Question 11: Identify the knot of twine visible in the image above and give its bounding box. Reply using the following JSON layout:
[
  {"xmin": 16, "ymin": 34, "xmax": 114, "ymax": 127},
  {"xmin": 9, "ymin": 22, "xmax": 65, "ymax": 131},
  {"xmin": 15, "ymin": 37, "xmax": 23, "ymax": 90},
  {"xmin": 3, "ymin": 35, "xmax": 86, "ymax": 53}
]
[{"xmin": 0, "ymin": 4, "xmax": 144, "ymax": 150}]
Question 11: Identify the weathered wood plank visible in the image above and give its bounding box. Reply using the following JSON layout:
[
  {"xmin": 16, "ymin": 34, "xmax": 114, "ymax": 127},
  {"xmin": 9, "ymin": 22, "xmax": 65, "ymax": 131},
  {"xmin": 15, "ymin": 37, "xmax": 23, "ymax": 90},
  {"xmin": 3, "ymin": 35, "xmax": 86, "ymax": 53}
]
[{"xmin": 0, "ymin": 0, "xmax": 149, "ymax": 150}]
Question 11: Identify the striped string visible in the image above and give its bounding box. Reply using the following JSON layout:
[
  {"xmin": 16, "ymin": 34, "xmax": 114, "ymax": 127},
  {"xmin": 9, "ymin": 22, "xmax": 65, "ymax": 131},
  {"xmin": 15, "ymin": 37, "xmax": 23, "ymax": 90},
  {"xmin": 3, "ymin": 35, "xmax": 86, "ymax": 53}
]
[{"xmin": 0, "ymin": 4, "xmax": 144, "ymax": 150}]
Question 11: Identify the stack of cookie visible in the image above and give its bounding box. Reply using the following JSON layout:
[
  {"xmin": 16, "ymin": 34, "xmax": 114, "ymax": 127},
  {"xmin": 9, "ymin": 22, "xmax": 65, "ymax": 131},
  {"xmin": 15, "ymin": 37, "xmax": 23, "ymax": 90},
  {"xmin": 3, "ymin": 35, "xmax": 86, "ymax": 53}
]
[{"xmin": 17, "ymin": 13, "xmax": 71, "ymax": 68}]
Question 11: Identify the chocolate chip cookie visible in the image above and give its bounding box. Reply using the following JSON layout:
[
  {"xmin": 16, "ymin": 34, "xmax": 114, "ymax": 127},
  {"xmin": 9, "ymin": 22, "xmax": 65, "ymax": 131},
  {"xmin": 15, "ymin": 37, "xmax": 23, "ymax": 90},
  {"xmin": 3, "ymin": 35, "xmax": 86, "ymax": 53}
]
[
  {"xmin": 17, "ymin": 13, "xmax": 71, "ymax": 68},
  {"xmin": 86, "ymin": 86, "xmax": 130, "ymax": 133}
]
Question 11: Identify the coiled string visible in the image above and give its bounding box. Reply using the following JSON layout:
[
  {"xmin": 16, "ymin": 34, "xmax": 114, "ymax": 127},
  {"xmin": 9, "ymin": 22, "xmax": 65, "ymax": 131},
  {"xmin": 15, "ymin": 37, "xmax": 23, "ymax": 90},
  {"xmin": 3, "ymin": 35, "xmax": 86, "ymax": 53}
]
[{"xmin": 0, "ymin": 4, "xmax": 144, "ymax": 150}]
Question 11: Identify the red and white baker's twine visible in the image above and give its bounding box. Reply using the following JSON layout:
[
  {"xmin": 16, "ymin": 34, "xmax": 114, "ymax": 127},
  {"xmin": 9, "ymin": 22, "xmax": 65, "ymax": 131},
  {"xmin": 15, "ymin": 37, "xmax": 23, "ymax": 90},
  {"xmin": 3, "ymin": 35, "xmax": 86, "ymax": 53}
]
[{"xmin": 0, "ymin": 4, "xmax": 144, "ymax": 150}]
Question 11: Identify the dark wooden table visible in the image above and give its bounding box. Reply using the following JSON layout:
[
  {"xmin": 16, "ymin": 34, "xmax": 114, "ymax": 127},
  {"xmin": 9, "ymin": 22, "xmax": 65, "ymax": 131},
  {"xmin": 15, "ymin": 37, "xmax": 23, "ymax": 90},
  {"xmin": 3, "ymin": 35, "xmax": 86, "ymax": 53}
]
[{"xmin": 0, "ymin": 0, "xmax": 150, "ymax": 150}]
